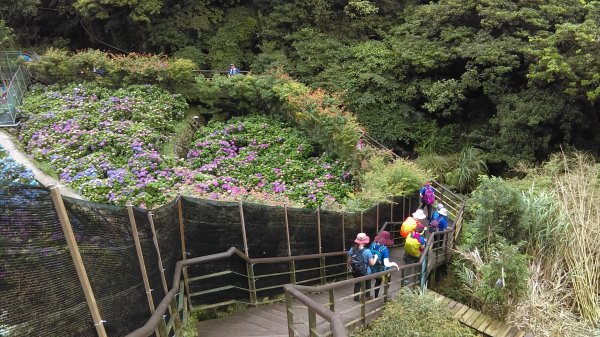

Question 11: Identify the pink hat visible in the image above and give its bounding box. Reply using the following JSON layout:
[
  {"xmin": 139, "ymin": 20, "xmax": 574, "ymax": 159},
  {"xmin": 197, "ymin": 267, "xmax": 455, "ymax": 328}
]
[
  {"xmin": 354, "ymin": 232, "xmax": 370, "ymax": 244},
  {"xmin": 374, "ymin": 231, "xmax": 393, "ymax": 246}
]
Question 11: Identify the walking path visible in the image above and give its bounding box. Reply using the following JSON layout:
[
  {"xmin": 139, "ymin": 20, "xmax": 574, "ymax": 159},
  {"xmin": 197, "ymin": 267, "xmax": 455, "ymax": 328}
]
[
  {"xmin": 431, "ymin": 291, "xmax": 531, "ymax": 337},
  {"xmin": 196, "ymin": 245, "xmax": 531, "ymax": 337},
  {"xmin": 0, "ymin": 129, "xmax": 82, "ymax": 198}
]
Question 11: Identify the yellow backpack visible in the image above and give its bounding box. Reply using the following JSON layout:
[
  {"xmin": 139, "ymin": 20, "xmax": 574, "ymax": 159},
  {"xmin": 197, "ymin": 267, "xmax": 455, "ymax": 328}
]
[{"xmin": 404, "ymin": 233, "xmax": 421, "ymax": 258}]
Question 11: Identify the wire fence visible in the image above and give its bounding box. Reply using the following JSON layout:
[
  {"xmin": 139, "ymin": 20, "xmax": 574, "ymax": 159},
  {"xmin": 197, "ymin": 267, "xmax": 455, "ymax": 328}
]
[
  {"xmin": 0, "ymin": 51, "xmax": 31, "ymax": 126},
  {"xmin": 0, "ymin": 181, "xmax": 422, "ymax": 337}
]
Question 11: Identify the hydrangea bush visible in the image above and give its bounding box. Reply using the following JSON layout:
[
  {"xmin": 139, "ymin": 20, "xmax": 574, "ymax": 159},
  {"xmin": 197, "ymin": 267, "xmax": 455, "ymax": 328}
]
[
  {"xmin": 0, "ymin": 145, "xmax": 38, "ymax": 185},
  {"xmin": 181, "ymin": 115, "xmax": 352, "ymax": 208},
  {"xmin": 18, "ymin": 83, "xmax": 352, "ymax": 208},
  {"xmin": 18, "ymin": 83, "xmax": 188, "ymax": 206}
]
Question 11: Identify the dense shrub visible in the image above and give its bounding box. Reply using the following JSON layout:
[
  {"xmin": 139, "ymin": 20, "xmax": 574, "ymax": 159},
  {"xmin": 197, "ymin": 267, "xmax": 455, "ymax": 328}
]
[{"xmin": 353, "ymin": 290, "xmax": 476, "ymax": 337}]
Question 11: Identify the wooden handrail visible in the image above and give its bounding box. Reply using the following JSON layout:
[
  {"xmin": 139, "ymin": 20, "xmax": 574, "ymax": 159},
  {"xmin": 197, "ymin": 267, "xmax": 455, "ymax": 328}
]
[{"xmin": 125, "ymin": 246, "xmax": 349, "ymax": 337}]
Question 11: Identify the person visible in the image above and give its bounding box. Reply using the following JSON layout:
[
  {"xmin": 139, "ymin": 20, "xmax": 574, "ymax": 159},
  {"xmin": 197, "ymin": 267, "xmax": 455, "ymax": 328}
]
[
  {"xmin": 228, "ymin": 63, "xmax": 240, "ymax": 77},
  {"xmin": 369, "ymin": 231, "xmax": 399, "ymax": 298},
  {"xmin": 347, "ymin": 233, "xmax": 378, "ymax": 301},
  {"xmin": 400, "ymin": 209, "xmax": 427, "ymax": 238},
  {"xmin": 402, "ymin": 224, "xmax": 427, "ymax": 285},
  {"xmin": 436, "ymin": 207, "xmax": 449, "ymax": 231},
  {"xmin": 0, "ymin": 83, "xmax": 7, "ymax": 102},
  {"xmin": 419, "ymin": 181, "xmax": 436, "ymax": 220}
]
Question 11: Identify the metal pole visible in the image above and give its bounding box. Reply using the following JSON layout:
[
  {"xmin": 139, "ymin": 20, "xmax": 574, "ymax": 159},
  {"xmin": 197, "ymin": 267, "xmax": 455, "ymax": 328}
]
[
  {"xmin": 50, "ymin": 187, "xmax": 108, "ymax": 337},
  {"xmin": 317, "ymin": 208, "xmax": 325, "ymax": 284},
  {"xmin": 360, "ymin": 211, "xmax": 363, "ymax": 232}
]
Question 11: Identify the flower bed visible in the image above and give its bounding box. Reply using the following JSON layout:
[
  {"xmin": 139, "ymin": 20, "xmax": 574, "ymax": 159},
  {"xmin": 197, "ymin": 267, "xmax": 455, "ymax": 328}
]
[
  {"xmin": 180, "ymin": 115, "xmax": 352, "ymax": 207},
  {"xmin": 18, "ymin": 83, "xmax": 352, "ymax": 208},
  {"xmin": 0, "ymin": 144, "xmax": 38, "ymax": 185},
  {"xmin": 18, "ymin": 83, "xmax": 188, "ymax": 206}
]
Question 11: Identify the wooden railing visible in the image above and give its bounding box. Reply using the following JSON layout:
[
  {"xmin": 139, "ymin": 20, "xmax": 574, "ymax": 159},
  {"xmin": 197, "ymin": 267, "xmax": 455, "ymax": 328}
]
[
  {"xmin": 283, "ymin": 224, "xmax": 457, "ymax": 337},
  {"xmin": 125, "ymin": 247, "xmax": 350, "ymax": 337}
]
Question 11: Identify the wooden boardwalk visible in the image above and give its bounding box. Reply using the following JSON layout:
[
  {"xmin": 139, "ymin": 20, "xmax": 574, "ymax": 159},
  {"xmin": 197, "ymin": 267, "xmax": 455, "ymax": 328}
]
[
  {"xmin": 430, "ymin": 291, "xmax": 531, "ymax": 337},
  {"xmin": 196, "ymin": 246, "xmax": 530, "ymax": 337}
]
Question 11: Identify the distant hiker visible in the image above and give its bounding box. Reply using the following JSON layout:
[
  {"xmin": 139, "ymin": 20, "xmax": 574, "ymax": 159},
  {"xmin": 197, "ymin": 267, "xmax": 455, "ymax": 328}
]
[
  {"xmin": 0, "ymin": 84, "xmax": 6, "ymax": 102},
  {"xmin": 369, "ymin": 231, "xmax": 399, "ymax": 298},
  {"xmin": 228, "ymin": 63, "xmax": 240, "ymax": 76},
  {"xmin": 419, "ymin": 181, "xmax": 436, "ymax": 220},
  {"xmin": 400, "ymin": 209, "xmax": 426, "ymax": 239},
  {"xmin": 348, "ymin": 232, "xmax": 378, "ymax": 301}
]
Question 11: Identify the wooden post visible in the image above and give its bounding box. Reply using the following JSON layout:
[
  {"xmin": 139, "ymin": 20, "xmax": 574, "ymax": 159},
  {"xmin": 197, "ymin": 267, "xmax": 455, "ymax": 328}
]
[
  {"xmin": 239, "ymin": 202, "xmax": 257, "ymax": 305},
  {"xmin": 127, "ymin": 204, "xmax": 163, "ymax": 337},
  {"xmin": 176, "ymin": 196, "xmax": 193, "ymax": 310},
  {"xmin": 403, "ymin": 197, "xmax": 406, "ymax": 219},
  {"xmin": 341, "ymin": 213, "xmax": 346, "ymax": 251},
  {"xmin": 284, "ymin": 205, "xmax": 296, "ymax": 284},
  {"xmin": 285, "ymin": 292, "xmax": 295, "ymax": 337},
  {"xmin": 148, "ymin": 212, "xmax": 169, "ymax": 294},
  {"xmin": 239, "ymin": 201, "xmax": 249, "ymax": 256},
  {"xmin": 376, "ymin": 204, "xmax": 379, "ymax": 233},
  {"xmin": 50, "ymin": 187, "xmax": 108, "ymax": 337},
  {"xmin": 390, "ymin": 195, "xmax": 394, "ymax": 222},
  {"xmin": 317, "ymin": 208, "xmax": 325, "ymax": 284},
  {"xmin": 360, "ymin": 211, "xmax": 363, "ymax": 232}
]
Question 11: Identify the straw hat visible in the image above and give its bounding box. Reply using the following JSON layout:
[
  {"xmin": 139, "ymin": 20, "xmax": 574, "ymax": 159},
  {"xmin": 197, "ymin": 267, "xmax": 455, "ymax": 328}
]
[
  {"xmin": 354, "ymin": 232, "xmax": 370, "ymax": 244},
  {"xmin": 412, "ymin": 209, "xmax": 426, "ymax": 220}
]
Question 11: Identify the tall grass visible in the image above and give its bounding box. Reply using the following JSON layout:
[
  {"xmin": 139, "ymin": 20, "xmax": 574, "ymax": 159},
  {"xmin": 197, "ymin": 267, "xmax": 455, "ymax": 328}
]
[
  {"xmin": 509, "ymin": 152, "xmax": 600, "ymax": 335},
  {"xmin": 553, "ymin": 152, "xmax": 600, "ymax": 324}
]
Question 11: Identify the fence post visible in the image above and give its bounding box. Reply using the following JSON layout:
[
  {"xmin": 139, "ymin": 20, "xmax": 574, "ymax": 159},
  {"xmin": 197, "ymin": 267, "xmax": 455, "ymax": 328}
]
[
  {"xmin": 50, "ymin": 187, "xmax": 108, "ymax": 337},
  {"xmin": 376, "ymin": 203, "xmax": 379, "ymax": 233},
  {"xmin": 308, "ymin": 308, "xmax": 317, "ymax": 337},
  {"xmin": 317, "ymin": 207, "xmax": 325, "ymax": 284},
  {"xmin": 177, "ymin": 196, "xmax": 193, "ymax": 310},
  {"xmin": 390, "ymin": 195, "xmax": 394, "ymax": 222},
  {"xmin": 239, "ymin": 202, "xmax": 257, "ymax": 305},
  {"xmin": 127, "ymin": 204, "xmax": 165, "ymax": 337},
  {"xmin": 284, "ymin": 205, "xmax": 296, "ymax": 284},
  {"xmin": 285, "ymin": 292, "xmax": 295, "ymax": 337},
  {"xmin": 360, "ymin": 211, "xmax": 363, "ymax": 232},
  {"xmin": 360, "ymin": 280, "xmax": 366, "ymax": 326},
  {"xmin": 148, "ymin": 212, "xmax": 169, "ymax": 294}
]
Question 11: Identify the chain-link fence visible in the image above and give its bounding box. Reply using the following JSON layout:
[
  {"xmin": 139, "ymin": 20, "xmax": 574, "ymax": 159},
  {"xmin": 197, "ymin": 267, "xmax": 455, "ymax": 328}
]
[{"xmin": 1, "ymin": 181, "xmax": 418, "ymax": 337}]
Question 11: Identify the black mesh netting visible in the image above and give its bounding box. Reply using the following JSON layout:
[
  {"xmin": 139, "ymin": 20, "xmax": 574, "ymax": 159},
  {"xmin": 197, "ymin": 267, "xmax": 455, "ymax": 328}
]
[
  {"xmin": 62, "ymin": 197, "xmax": 160, "ymax": 337},
  {"xmin": 0, "ymin": 183, "xmax": 95, "ymax": 337},
  {"xmin": 2, "ymin": 183, "xmax": 419, "ymax": 335},
  {"xmin": 181, "ymin": 197, "xmax": 247, "ymax": 306}
]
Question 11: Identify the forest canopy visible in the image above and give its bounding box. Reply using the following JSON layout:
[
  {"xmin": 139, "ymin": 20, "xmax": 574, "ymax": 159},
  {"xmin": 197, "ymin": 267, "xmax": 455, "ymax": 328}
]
[{"xmin": 3, "ymin": 0, "xmax": 600, "ymax": 171}]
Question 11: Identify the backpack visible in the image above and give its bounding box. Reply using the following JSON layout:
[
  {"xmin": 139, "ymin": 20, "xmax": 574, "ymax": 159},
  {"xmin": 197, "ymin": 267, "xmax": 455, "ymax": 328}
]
[
  {"xmin": 423, "ymin": 186, "xmax": 435, "ymax": 205},
  {"xmin": 400, "ymin": 217, "xmax": 417, "ymax": 238},
  {"xmin": 369, "ymin": 244, "xmax": 386, "ymax": 273},
  {"xmin": 429, "ymin": 219, "xmax": 439, "ymax": 233},
  {"xmin": 350, "ymin": 248, "xmax": 367, "ymax": 276},
  {"xmin": 405, "ymin": 234, "xmax": 421, "ymax": 258}
]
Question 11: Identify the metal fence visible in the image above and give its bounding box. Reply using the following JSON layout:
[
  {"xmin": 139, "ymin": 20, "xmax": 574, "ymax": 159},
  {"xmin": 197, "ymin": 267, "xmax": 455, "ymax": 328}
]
[{"xmin": 0, "ymin": 51, "xmax": 31, "ymax": 127}]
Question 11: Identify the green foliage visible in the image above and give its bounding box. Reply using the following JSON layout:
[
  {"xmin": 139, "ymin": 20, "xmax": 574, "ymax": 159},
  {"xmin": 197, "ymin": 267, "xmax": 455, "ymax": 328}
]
[
  {"xmin": 444, "ymin": 147, "xmax": 487, "ymax": 193},
  {"xmin": 206, "ymin": 7, "xmax": 258, "ymax": 69},
  {"xmin": 0, "ymin": 19, "xmax": 15, "ymax": 49},
  {"xmin": 74, "ymin": 0, "xmax": 163, "ymax": 22},
  {"xmin": 461, "ymin": 176, "xmax": 525, "ymax": 250},
  {"xmin": 349, "ymin": 156, "xmax": 429, "ymax": 210},
  {"xmin": 354, "ymin": 289, "xmax": 477, "ymax": 337}
]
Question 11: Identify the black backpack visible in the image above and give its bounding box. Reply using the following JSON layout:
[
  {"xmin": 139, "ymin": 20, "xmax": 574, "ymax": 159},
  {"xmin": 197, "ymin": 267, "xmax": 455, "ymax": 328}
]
[{"xmin": 350, "ymin": 248, "xmax": 367, "ymax": 276}]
